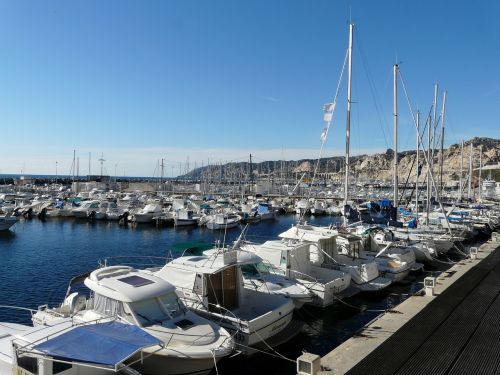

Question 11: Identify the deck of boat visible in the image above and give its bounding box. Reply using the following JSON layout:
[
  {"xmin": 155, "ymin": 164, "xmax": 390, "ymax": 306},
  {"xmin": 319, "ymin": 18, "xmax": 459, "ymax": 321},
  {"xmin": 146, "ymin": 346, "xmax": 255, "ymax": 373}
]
[{"xmin": 346, "ymin": 243, "xmax": 500, "ymax": 375}]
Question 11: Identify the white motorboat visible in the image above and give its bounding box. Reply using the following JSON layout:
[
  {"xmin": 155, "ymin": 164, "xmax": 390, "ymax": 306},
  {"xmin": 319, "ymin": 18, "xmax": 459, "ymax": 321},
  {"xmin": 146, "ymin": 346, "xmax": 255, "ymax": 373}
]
[
  {"xmin": 310, "ymin": 200, "xmax": 327, "ymax": 215},
  {"xmin": 0, "ymin": 310, "xmax": 157, "ymax": 375},
  {"xmin": 72, "ymin": 200, "xmax": 104, "ymax": 219},
  {"xmin": 295, "ymin": 199, "xmax": 310, "ymax": 215},
  {"xmin": 174, "ymin": 209, "xmax": 200, "ymax": 227},
  {"xmin": 32, "ymin": 266, "xmax": 234, "ymax": 375},
  {"xmin": 335, "ymin": 233, "xmax": 411, "ymax": 283},
  {"xmin": 360, "ymin": 225, "xmax": 430, "ymax": 266},
  {"xmin": 254, "ymin": 202, "xmax": 275, "ymax": 220},
  {"xmin": 241, "ymin": 240, "xmax": 352, "ymax": 307},
  {"xmin": 204, "ymin": 213, "xmax": 240, "ymax": 230},
  {"xmin": 0, "ymin": 211, "xmax": 18, "ymax": 231},
  {"xmin": 156, "ymin": 251, "xmax": 298, "ymax": 355},
  {"xmin": 204, "ymin": 248, "xmax": 314, "ymax": 309},
  {"xmin": 133, "ymin": 203, "xmax": 163, "ymax": 223},
  {"xmin": 279, "ymin": 225, "xmax": 392, "ymax": 295}
]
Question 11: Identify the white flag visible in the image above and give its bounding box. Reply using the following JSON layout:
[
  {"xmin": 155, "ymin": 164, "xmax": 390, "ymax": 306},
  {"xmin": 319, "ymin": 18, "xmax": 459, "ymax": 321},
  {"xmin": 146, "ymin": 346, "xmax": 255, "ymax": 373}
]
[
  {"xmin": 323, "ymin": 102, "xmax": 336, "ymax": 122},
  {"xmin": 320, "ymin": 126, "xmax": 328, "ymax": 142}
]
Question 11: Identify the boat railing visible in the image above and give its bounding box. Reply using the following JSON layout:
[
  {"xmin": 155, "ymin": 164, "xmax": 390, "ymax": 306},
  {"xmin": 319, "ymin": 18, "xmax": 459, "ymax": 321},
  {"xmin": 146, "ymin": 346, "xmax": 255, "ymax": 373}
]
[
  {"xmin": 0, "ymin": 304, "xmax": 39, "ymax": 321},
  {"xmin": 181, "ymin": 291, "xmax": 242, "ymax": 341},
  {"xmin": 287, "ymin": 269, "xmax": 324, "ymax": 293},
  {"xmin": 98, "ymin": 255, "xmax": 170, "ymax": 270}
]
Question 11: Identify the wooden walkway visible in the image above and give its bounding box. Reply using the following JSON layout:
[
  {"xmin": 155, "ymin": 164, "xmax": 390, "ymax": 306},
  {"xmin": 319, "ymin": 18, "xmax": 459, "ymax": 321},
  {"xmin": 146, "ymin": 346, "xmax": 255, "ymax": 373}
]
[{"xmin": 347, "ymin": 247, "xmax": 500, "ymax": 375}]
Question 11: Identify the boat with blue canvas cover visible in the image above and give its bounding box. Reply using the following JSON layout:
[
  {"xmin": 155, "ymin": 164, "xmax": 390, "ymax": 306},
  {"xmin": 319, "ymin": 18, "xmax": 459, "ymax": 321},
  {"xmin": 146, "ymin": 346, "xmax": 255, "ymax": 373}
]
[
  {"xmin": 32, "ymin": 266, "xmax": 234, "ymax": 375},
  {"xmin": 0, "ymin": 312, "xmax": 159, "ymax": 375}
]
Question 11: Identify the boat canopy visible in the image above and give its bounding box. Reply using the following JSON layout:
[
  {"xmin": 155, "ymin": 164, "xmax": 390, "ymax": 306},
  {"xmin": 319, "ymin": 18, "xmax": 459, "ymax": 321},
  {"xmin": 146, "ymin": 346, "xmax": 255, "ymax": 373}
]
[{"xmin": 32, "ymin": 321, "xmax": 160, "ymax": 368}]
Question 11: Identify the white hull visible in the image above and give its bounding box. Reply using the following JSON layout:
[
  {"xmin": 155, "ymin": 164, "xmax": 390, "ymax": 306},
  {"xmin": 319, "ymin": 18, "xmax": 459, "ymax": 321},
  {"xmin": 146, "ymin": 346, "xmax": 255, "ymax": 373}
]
[
  {"xmin": 194, "ymin": 308, "xmax": 294, "ymax": 355},
  {"xmin": 206, "ymin": 220, "xmax": 239, "ymax": 230},
  {"xmin": 0, "ymin": 217, "xmax": 18, "ymax": 231},
  {"xmin": 133, "ymin": 351, "xmax": 224, "ymax": 375}
]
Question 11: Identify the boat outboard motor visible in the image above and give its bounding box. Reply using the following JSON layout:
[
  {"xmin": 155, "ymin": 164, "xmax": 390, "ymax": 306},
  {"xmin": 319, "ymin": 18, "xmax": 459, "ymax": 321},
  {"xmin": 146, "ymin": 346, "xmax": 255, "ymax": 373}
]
[
  {"xmin": 37, "ymin": 207, "xmax": 48, "ymax": 220},
  {"xmin": 23, "ymin": 207, "xmax": 33, "ymax": 219},
  {"xmin": 88, "ymin": 210, "xmax": 96, "ymax": 221},
  {"xmin": 118, "ymin": 211, "xmax": 129, "ymax": 225}
]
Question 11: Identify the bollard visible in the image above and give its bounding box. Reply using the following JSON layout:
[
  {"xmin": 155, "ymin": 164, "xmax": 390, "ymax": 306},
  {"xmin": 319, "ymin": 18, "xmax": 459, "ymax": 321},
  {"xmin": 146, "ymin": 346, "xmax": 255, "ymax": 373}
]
[
  {"xmin": 424, "ymin": 277, "xmax": 436, "ymax": 296},
  {"xmin": 297, "ymin": 352, "xmax": 321, "ymax": 375},
  {"xmin": 469, "ymin": 247, "xmax": 478, "ymax": 260}
]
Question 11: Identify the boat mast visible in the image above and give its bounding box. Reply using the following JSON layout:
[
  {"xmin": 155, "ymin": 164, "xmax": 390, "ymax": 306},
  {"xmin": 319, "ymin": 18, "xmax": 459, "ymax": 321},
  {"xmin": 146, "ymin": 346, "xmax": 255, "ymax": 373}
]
[
  {"xmin": 343, "ymin": 23, "xmax": 354, "ymax": 208},
  {"xmin": 393, "ymin": 64, "xmax": 399, "ymax": 210},
  {"xmin": 439, "ymin": 91, "xmax": 447, "ymax": 198},
  {"xmin": 478, "ymin": 145, "xmax": 483, "ymax": 201},
  {"xmin": 72, "ymin": 149, "xmax": 76, "ymax": 185},
  {"xmin": 468, "ymin": 142, "xmax": 473, "ymax": 200},
  {"xmin": 415, "ymin": 110, "xmax": 420, "ymax": 218},
  {"xmin": 459, "ymin": 140, "xmax": 464, "ymax": 201},
  {"xmin": 426, "ymin": 113, "xmax": 431, "ymax": 225}
]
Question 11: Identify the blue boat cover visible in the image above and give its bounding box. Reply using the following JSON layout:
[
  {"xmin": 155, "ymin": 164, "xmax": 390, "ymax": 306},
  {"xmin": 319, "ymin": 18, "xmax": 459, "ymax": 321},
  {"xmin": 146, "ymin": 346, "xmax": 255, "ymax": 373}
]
[
  {"xmin": 33, "ymin": 321, "xmax": 161, "ymax": 367},
  {"xmin": 257, "ymin": 203, "xmax": 270, "ymax": 215},
  {"xmin": 379, "ymin": 199, "xmax": 392, "ymax": 208}
]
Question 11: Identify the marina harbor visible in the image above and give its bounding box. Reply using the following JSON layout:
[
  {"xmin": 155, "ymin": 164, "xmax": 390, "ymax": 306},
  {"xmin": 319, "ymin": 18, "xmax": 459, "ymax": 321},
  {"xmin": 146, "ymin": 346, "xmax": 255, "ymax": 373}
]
[{"xmin": 1, "ymin": 3, "xmax": 500, "ymax": 375}]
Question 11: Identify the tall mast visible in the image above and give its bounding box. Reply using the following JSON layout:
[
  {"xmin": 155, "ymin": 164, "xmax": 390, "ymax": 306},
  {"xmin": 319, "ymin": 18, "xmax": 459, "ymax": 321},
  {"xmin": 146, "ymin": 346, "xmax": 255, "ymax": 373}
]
[
  {"xmin": 468, "ymin": 142, "xmax": 473, "ymax": 200},
  {"xmin": 459, "ymin": 140, "xmax": 464, "ymax": 201},
  {"xmin": 426, "ymin": 114, "xmax": 431, "ymax": 224},
  {"xmin": 161, "ymin": 158, "xmax": 164, "ymax": 192},
  {"xmin": 439, "ymin": 91, "xmax": 447, "ymax": 198},
  {"xmin": 72, "ymin": 149, "xmax": 76, "ymax": 185},
  {"xmin": 478, "ymin": 145, "xmax": 483, "ymax": 201},
  {"xmin": 344, "ymin": 23, "xmax": 354, "ymax": 207},
  {"xmin": 393, "ymin": 64, "xmax": 399, "ymax": 208},
  {"xmin": 415, "ymin": 110, "xmax": 420, "ymax": 218}
]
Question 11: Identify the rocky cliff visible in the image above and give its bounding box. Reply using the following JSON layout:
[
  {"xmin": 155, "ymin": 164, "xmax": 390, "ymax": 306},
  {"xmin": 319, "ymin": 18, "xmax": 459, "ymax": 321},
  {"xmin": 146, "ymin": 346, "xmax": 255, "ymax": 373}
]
[{"xmin": 184, "ymin": 137, "xmax": 500, "ymax": 185}]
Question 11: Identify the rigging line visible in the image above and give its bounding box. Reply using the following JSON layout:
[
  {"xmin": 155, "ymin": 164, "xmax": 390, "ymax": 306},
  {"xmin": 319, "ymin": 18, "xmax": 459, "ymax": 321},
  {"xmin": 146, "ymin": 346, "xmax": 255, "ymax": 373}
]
[
  {"xmin": 251, "ymin": 327, "xmax": 297, "ymax": 363},
  {"xmin": 233, "ymin": 342, "xmax": 296, "ymax": 363},
  {"xmin": 299, "ymin": 47, "xmax": 349, "ymax": 223},
  {"xmin": 355, "ymin": 28, "xmax": 391, "ymax": 149}
]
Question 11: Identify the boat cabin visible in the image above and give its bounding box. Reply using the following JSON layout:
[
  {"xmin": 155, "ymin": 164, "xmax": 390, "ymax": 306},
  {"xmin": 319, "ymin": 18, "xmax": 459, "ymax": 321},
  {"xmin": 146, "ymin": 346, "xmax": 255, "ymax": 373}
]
[{"xmin": 157, "ymin": 251, "xmax": 242, "ymax": 313}]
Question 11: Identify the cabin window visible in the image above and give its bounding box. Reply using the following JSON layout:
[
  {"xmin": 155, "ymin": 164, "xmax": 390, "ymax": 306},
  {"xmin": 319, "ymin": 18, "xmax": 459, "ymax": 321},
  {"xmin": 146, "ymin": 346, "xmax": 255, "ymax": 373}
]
[
  {"xmin": 53, "ymin": 361, "xmax": 72, "ymax": 374},
  {"xmin": 93, "ymin": 293, "xmax": 124, "ymax": 317},
  {"xmin": 17, "ymin": 356, "xmax": 38, "ymax": 373}
]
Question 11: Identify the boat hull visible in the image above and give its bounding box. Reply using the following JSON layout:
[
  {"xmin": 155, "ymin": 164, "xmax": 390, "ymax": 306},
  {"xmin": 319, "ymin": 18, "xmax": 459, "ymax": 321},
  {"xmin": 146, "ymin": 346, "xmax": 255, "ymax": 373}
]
[{"xmin": 133, "ymin": 352, "xmax": 222, "ymax": 375}]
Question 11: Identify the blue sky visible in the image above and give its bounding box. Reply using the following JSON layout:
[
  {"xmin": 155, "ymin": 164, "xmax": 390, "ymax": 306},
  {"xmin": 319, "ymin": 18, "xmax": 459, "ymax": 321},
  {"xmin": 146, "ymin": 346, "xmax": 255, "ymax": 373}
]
[{"xmin": 0, "ymin": 0, "xmax": 499, "ymax": 176}]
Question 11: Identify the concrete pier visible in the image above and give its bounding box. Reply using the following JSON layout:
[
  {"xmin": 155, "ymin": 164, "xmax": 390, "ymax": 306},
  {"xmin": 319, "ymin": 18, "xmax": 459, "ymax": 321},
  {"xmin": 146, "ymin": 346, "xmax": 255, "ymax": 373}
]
[{"xmin": 319, "ymin": 235, "xmax": 500, "ymax": 375}]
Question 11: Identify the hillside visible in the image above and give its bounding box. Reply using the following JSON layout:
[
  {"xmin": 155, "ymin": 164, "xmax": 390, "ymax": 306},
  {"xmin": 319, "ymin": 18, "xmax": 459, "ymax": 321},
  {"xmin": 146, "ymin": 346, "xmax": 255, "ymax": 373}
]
[{"xmin": 183, "ymin": 137, "xmax": 500, "ymax": 185}]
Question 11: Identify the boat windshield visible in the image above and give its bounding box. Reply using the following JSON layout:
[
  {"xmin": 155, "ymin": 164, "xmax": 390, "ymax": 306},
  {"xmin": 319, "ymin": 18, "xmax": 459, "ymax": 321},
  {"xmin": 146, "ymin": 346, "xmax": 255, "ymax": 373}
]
[
  {"xmin": 240, "ymin": 264, "xmax": 259, "ymax": 277},
  {"xmin": 255, "ymin": 262, "xmax": 273, "ymax": 274},
  {"xmin": 158, "ymin": 292, "xmax": 185, "ymax": 318},
  {"xmin": 130, "ymin": 298, "xmax": 169, "ymax": 326},
  {"xmin": 129, "ymin": 293, "xmax": 185, "ymax": 326}
]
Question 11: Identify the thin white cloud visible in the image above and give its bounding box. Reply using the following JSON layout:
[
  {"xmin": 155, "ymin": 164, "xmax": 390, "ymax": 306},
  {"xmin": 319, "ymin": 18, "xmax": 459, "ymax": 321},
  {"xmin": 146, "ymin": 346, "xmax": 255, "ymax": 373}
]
[{"xmin": 260, "ymin": 95, "xmax": 278, "ymax": 102}]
